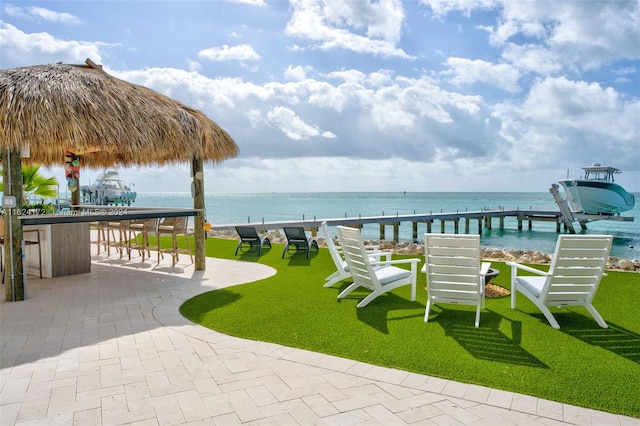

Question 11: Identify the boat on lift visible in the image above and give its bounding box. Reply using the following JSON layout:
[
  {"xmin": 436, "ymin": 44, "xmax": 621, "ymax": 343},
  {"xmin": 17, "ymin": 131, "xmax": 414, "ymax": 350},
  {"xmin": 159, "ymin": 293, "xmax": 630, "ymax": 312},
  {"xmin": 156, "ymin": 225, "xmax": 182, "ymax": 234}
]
[
  {"xmin": 80, "ymin": 170, "xmax": 136, "ymax": 206},
  {"xmin": 558, "ymin": 163, "xmax": 635, "ymax": 215}
]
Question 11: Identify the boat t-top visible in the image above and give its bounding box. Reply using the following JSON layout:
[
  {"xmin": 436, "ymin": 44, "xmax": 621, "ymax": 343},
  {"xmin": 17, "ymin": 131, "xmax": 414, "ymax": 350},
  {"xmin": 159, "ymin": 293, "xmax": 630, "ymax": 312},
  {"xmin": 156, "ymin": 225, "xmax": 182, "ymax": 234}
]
[
  {"xmin": 80, "ymin": 170, "xmax": 136, "ymax": 206},
  {"xmin": 558, "ymin": 163, "xmax": 635, "ymax": 215}
]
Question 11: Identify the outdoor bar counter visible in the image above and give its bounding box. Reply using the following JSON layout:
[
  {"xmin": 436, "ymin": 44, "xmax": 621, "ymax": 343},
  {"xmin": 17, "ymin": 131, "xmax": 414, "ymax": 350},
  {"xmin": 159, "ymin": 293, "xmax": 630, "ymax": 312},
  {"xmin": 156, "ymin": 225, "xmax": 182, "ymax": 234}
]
[{"xmin": 19, "ymin": 206, "xmax": 201, "ymax": 278}]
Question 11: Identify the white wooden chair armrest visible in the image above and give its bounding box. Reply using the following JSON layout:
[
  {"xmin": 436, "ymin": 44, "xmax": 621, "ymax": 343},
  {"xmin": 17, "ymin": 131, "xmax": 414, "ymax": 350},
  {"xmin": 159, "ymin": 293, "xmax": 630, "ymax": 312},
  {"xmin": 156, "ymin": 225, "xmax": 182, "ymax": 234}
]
[
  {"xmin": 506, "ymin": 261, "xmax": 549, "ymax": 276},
  {"xmin": 370, "ymin": 258, "xmax": 419, "ymax": 267},
  {"xmin": 368, "ymin": 251, "xmax": 392, "ymax": 261}
]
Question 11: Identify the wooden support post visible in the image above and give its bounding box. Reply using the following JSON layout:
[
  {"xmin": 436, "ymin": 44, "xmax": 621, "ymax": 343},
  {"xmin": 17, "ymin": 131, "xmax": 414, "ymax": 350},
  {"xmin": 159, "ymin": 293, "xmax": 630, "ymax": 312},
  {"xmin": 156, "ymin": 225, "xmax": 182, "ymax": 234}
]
[
  {"xmin": 440, "ymin": 220, "xmax": 446, "ymax": 233},
  {"xmin": 71, "ymin": 181, "xmax": 80, "ymax": 206},
  {"xmin": 464, "ymin": 218, "xmax": 470, "ymax": 234},
  {"xmin": 393, "ymin": 223, "xmax": 399, "ymax": 242},
  {"xmin": 426, "ymin": 220, "xmax": 432, "ymax": 233},
  {"xmin": 3, "ymin": 149, "xmax": 25, "ymax": 301},
  {"xmin": 453, "ymin": 219, "xmax": 459, "ymax": 234},
  {"xmin": 412, "ymin": 222, "xmax": 418, "ymax": 240},
  {"xmin": 556, "ymin": 220, "xmax": 561, "ymax": 232},
  {"xmin": 478, "ymin": 218, "xmax": 482, "ymax": 234},
  {"xmin": 518, "ymin": 217, "xmax": 523, "ymax": 230},
  {"xmin": 379, "ymin": 223, "xmax": 385, "ymax": 240},
  {"xmin": 192, "ymin": 157, "xmax": 206, "ymax": 271},
  {"xmin": 499, "ymin": 217, "xmax": 504, "ymax": 230},
  {"xmin": 528, "ymin": 219, "xmax": 533, "ymax": 230}
]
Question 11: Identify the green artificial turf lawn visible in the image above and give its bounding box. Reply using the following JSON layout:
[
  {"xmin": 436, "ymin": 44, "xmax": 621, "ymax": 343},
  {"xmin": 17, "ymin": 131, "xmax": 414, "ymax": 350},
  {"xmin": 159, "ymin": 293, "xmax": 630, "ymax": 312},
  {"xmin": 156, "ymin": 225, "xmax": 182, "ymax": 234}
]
[{"xmin": 178, "ymin": 237, "xmax": 640, "ymax": 418}]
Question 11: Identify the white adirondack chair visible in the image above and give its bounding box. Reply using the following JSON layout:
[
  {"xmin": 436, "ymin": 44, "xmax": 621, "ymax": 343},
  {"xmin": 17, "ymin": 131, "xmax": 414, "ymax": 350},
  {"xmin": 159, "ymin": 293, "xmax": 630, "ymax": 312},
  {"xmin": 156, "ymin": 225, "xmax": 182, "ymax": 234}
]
[
  {"xmin": 508, "ymin": 234, "xmax": 613, "ymax": 329},
  {"xmin": 321, "ymin": 221, "xmax": 390, "ymax": 288},
  {"xmin": 335, "ymin": 226, "xmax": 419, "ymax": 308},
  {"xmin": 423, "ymin": 234, "xmax": 489, "ymax": 328}
]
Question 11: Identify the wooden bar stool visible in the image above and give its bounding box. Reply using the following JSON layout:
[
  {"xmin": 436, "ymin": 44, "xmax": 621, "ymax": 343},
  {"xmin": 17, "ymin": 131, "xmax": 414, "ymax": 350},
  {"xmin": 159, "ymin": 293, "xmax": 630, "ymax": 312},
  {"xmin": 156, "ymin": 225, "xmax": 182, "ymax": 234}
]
[
  {"xmin": 106, "ymin": 219, "xmax": 130, "ymax": 258},
  {"xmin": 128, "ymin": 218, "xmax": 158, "ymax": 261},
  {"xmin": 90, "ymin": 221, "xmax": 109, "ymax": 255},
  {"xmin": 157, "ymin": 216, "xmax": 192, "ymax": 266}
]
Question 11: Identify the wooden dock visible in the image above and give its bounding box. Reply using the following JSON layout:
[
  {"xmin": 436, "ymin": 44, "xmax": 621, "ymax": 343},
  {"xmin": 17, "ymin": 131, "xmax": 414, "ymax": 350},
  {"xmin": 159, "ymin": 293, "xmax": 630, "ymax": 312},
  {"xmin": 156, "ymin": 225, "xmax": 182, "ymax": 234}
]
[
  {"xmin": 211, "ymin": 208, "xmax": 574, "ymax": 241},
  {"xmin": 210, "ymin": 186, "xmax": 634, "ymax": 242}
]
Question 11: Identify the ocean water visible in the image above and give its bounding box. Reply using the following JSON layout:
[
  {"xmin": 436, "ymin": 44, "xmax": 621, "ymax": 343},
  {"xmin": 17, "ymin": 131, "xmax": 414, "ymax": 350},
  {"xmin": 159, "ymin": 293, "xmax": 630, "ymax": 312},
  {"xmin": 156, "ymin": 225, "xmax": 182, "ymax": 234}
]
[{"xmin": 134, "ymin": 192, "xmax": 640, "ymax": 260}]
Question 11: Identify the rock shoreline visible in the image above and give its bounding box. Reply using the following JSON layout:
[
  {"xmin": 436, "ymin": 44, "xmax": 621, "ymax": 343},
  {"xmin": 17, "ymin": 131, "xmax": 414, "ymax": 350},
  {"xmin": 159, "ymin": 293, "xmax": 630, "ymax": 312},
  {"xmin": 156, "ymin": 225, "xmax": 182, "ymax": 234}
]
[{"xmin": 209, "ymin": 229, "xmax": 640, "ymax": 272}]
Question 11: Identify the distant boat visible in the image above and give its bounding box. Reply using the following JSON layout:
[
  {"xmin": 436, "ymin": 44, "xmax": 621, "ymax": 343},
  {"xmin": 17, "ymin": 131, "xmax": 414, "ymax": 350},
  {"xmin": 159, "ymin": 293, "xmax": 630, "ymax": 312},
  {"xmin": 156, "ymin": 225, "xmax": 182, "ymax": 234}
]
[
  {"xmin": 80, "ymin": 170, "xmax": 136, "ymax": 206},
  {"xmin": 558, "ymin": 163, "xmax": 635, "ymax": 215}
]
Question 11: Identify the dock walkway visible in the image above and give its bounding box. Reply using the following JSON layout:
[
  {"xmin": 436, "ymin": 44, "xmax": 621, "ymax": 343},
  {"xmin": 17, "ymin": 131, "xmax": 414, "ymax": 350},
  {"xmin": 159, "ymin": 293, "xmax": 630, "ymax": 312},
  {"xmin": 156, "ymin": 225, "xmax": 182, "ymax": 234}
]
[{"xmin": 211, "ymin": 208, "xmax": 569, "ymax": 242}]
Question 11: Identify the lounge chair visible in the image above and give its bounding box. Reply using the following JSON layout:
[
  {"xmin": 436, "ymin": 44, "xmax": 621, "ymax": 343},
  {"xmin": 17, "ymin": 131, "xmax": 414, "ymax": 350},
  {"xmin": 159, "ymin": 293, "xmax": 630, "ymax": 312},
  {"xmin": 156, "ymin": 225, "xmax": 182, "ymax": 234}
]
[
  {"xmin": 508, "ymin": 234, "xmax": 612, "ymax": 329},
  {"xmin": 234, "ymin": 226, "xmax": 271, "ymax": 256},
  {"xmin": 336, "ymin": 226, "xmax": 419, "ymax": 307},
  {"xmin": 321, "ymin": 221, "xmax": 390, "ymax": 288},
  {"xmin": 423, "ymin": 234, "xmax": 489, "ymax": 328},
  {"xmin": 282, "ymin": 226, "xmax": 318, "ymax": 259}
]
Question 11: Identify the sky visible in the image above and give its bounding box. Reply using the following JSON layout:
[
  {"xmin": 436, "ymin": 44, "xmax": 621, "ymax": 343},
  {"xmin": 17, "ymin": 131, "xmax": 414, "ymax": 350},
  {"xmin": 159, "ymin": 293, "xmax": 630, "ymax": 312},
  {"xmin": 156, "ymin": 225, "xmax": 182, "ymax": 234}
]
[{"xmin": 1, "ymin": 0, "xmax": 639, "ymax": 193}]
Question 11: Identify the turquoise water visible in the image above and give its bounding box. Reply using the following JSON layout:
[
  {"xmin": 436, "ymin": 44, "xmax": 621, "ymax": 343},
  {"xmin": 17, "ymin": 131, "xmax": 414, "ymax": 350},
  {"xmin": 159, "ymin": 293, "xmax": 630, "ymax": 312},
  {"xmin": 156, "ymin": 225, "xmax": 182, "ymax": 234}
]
[{"xmin": 134, "ymin": 192, "xmax": 640, "ymax": 259}]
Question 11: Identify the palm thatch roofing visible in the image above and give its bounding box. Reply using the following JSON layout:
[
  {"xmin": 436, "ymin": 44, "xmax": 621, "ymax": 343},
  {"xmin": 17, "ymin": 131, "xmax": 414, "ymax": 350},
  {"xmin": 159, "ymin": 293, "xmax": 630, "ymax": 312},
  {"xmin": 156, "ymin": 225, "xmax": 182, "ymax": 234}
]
[{"xmin": 0, "ymin": 59, "xmax": 238, "ymax": 167}]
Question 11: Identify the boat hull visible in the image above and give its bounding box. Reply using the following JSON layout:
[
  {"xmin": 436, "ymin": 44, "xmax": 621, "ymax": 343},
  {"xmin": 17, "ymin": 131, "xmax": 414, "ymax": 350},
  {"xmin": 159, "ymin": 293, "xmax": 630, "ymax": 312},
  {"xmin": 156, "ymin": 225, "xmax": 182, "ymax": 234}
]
[{"xmin": 559, "ymin": 179, "xmax": 635, "ymax": 215}]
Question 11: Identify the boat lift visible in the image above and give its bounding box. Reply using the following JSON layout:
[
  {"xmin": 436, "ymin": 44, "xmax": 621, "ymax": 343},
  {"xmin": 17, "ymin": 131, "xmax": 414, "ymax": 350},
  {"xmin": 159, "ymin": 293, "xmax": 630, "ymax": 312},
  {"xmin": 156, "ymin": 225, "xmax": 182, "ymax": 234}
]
[{"xmin": 549, "ymin": 184, "xmax": 634, "ymax": 233}]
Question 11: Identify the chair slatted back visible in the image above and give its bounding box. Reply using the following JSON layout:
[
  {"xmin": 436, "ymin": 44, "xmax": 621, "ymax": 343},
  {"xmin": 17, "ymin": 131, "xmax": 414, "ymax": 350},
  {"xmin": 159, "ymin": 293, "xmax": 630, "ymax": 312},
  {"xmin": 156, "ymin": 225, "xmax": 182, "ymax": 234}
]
[
  {"xmin": 321, "ymin": 222, "xmax": 344, "ymax": 270},
  {"xmin": 543, "ymin": 235, "xmax": 612, "ymax": 305},
  {"xmin": 424, "ymin": 234, "xmax": 482, "ymax": 303},
  {"xmin": 336, "ymin": 226, "xmax": 379, "ymax": 292}
]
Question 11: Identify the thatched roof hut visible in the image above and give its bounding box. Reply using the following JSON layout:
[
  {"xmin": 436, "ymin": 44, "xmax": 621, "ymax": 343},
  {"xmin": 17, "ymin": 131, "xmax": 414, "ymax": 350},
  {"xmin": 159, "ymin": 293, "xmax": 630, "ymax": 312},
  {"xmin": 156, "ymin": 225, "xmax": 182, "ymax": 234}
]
[
  {"xmin": 0, "ymin": 59, "xmax": 239, "ymax": 286},
  {"xmin": 0, "ymin": 59, "xmax": 238, "ymax": 166}
]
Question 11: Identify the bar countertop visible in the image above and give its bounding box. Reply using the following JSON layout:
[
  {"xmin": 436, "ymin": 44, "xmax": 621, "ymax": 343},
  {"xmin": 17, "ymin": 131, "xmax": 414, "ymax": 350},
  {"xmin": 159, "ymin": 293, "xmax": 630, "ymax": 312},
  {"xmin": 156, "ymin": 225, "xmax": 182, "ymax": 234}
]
[{"xmin": 18, "ymin": 206, "xmax": 201, "ymax": 225}]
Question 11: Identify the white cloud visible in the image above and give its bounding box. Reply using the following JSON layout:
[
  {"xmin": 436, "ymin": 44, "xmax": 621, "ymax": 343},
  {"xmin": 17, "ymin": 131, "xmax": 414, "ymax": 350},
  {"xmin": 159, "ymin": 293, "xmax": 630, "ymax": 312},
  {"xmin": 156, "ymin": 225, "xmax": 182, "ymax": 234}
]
[
  {"xmin": 266, "ymin": 106, "xmax": 336, "ymax": 140},
  {"xmin": 114, "ymin": 66, "xmax": 500, "ymax": 163},
  {"xmin": 0, "ymin": 23, "xmax": 107, "ymax": 67},
  {"xmin": 27, "ymin": 6, "xmax": 83, "ymax": 25},
  {"xmin": 284, "ymin": 65, "xmax": 309, "ymax": 81},
  {"xmin": 198, "ymin": 44, "xmax": 261, "ymax": 62},
  {"xmin": 443, "ymin": 57, "xmax": 520, "ymax": 92},
  {"xmin": 494, "ymin": 76, "xmax": 640, "ymax": 171},
  {"xmin": 425, "ymin": 0, "xmax": 640, "ymax": 75},
  {"xmin": 286, "ymin": 0, "xmax": 414, "ymax": 59},
  {"xmin": 3, "ymin": 4, "xmax": 82, "ymax": 25},
  {"xmin": 228, "ymin": 0, "xmax": 267, "ymax": 6},
  {"xmin": 501, "ymin": 43, "xmax": 562, "ymax": 75},
  {"xmin": 421, "ymin": 0, "xmax": 499, "ymax": 18}
]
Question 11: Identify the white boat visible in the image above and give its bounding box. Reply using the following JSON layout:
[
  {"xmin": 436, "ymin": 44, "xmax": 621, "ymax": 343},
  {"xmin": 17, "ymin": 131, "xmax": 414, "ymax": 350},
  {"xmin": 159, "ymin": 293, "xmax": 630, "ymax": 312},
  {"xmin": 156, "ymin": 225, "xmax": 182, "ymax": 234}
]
[
  {"xmin": 80, "ymin": 170, "xmax": 136, "ymax": 206},
  {"xmin": 558, "ymin": 164, "xmax": 635, "ymax": 215}
]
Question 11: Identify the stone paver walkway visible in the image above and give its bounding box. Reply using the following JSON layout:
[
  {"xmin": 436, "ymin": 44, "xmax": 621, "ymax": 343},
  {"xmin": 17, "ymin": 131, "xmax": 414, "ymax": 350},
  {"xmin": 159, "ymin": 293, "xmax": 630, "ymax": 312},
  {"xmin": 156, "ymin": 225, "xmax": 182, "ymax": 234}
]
[{"xmin": 1, "ymin": 243, "xmax": 639, "ymax": 425}]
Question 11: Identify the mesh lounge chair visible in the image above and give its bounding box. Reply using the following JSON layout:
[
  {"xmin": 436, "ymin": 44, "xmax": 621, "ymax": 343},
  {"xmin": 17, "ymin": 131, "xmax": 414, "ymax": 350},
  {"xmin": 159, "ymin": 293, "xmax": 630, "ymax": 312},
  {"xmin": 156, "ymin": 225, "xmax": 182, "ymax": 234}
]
[
  {"xmin": 508, "ymin": 234, "xmax": 612, "ymax": 329},
  {"xmin": 234, "ymin": 226, "xmax": 271, "ymax": 256},
  {"xmin": 282, "ymin": 226, "xmax": 318, "ymax": 259}
]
